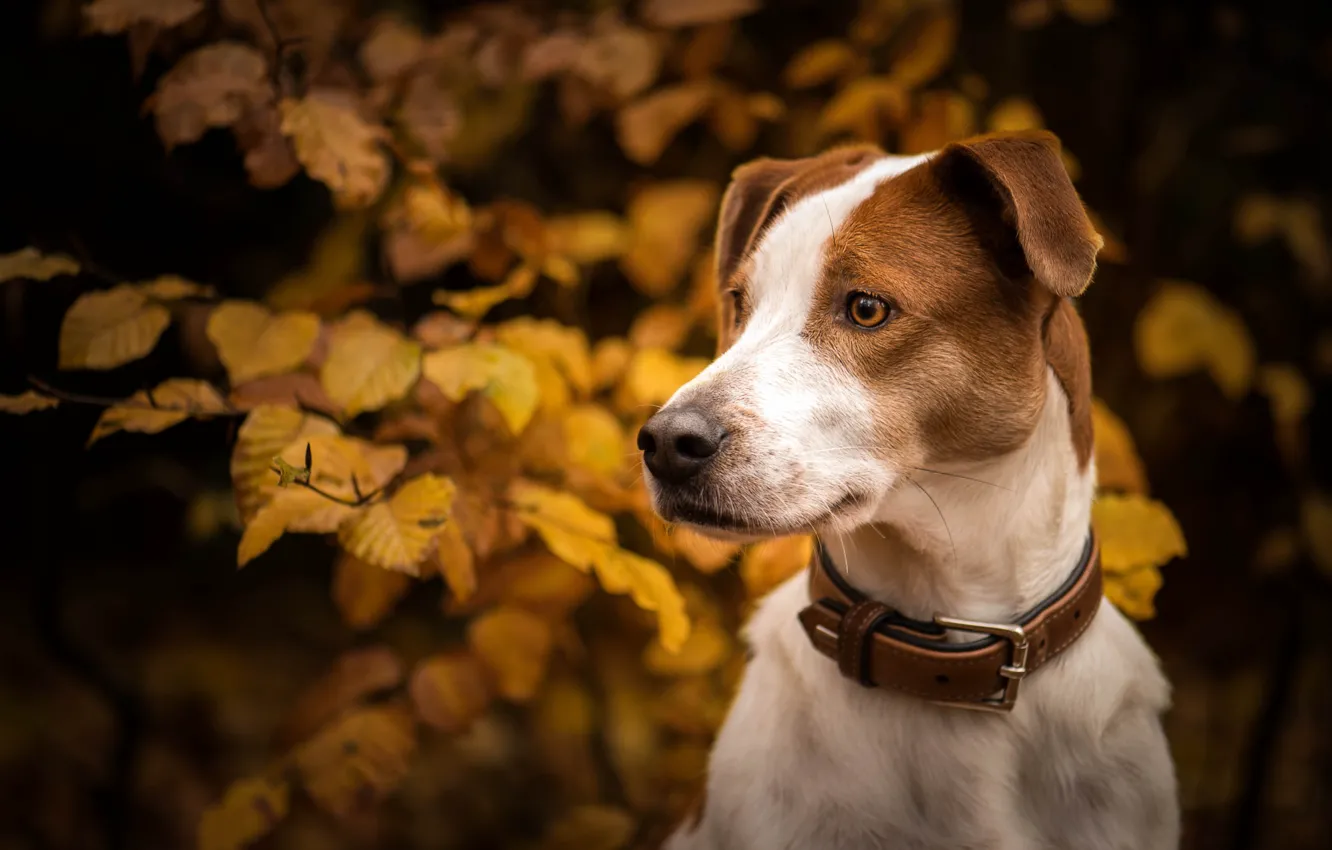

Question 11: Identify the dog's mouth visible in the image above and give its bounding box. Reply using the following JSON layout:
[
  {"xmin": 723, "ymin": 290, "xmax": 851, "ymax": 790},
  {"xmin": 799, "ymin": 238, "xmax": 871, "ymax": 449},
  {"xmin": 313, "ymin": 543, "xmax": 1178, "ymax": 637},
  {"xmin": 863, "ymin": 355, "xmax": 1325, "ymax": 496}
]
[{"xmin": 658, "ymin": 490, "xmax": 870, "ymax": 540}]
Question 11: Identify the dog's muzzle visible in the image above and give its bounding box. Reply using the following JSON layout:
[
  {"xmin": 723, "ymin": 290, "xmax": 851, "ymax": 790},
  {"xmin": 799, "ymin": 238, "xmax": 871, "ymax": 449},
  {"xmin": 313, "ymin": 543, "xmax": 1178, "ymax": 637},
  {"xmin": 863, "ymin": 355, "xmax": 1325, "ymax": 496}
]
[{"xmin": 637, "ymin": 404, "xmax": 728, "ymax": 486}]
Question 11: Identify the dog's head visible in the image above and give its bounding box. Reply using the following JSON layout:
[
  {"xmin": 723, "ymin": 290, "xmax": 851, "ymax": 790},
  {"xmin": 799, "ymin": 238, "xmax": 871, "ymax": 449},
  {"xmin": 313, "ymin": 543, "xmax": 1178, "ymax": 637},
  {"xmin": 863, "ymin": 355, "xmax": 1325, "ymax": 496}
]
[{"xmin": 639, "ymin": 131, "xmax": 1101, "ymax": 540}]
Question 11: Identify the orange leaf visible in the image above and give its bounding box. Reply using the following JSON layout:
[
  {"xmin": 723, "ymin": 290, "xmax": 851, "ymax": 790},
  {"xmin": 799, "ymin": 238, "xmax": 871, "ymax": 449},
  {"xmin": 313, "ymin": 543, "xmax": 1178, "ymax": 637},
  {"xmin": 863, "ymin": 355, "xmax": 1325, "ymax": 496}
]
[{"xmin": 410, "ymin": 652, "xmax": 492, "ymax": 733}]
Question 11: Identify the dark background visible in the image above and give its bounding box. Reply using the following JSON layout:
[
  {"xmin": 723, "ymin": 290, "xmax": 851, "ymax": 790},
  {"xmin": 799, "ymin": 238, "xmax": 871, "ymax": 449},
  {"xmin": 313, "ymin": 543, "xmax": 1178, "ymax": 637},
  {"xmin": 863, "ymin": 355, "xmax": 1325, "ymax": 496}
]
[{"xmin": 1, "ymin": 1, "xmax": 1329, "ymax": 848}]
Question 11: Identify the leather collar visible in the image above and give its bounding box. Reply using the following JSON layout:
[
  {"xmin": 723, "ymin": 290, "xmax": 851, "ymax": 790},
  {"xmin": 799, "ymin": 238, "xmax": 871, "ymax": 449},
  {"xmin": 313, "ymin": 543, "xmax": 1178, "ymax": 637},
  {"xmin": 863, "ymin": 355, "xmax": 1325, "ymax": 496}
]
[{"xmin": 797, "ymin": 532, "xmax": 1102, "ymax": 712}]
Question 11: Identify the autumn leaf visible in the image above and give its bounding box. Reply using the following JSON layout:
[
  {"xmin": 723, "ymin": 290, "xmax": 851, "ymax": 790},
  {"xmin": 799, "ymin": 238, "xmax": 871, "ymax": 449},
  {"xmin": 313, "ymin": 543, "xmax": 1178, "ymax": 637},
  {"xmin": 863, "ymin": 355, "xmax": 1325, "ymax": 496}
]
[
  {"xmin": 293, "ymin": 705, "xmax": 417, "ymax": 818},
  {"xmin": 135, "ymin": 275, "xmax": 214, "ymax": 300},
  {"xmin": 643, "ymin": 619, "xmax": 730, "ymax": 676},
  {"xmin": 410, "ymin": 652, "xmax": 492, "ymax": 733},
  {"xmin": 988, "ymin": 97, "xmax": 1044, "ymax": 132},
  {"xmin": 670, "ymin": 526, "xmax": 742, "ymax": 574},
  {"xmin": 1103, "ymin": 564, "xmax": 1163, "ymax": 620},
  {"xmin": 887, "ymin": 9, "xmax": 958, "ymax": 89},
  {"xmin": 741, "ymin": 535, "xmax": 813, "ymax": 599},
  {"xmin": 434, "ymin": 263, "xmax": 538, "ymax": 319},
  {"xmin": 615, "ymin": 82, "xmax": 716, "ymax": 166},
  {"xmin": 563, "ymin": 405, "xmax": 625, "ymax": 479},
  {"xmin": 509, "ymin": 480, "xmax": 690, "ymax": 651},
  {"xmin": 539, "ymin": 805, "xmax": 636, "ymax": 850},
  {"xmin": 494, "ymin": 317, "xmax": 594, "ymax": 396},
  {"xmin": 468, "ymin": 606, "xmax": 553, "ymax": 702},
  {"xmin": 88, "ymin": 379, "xmax": 228, "ymax": 445},
  {"xmin": 83, "ymin": 0, "xmax": 203, "ymax": 34},
  {"xmin": 206, "ymin": 300, "xmax": 320, "ymax": 384},
  {"xmin": 1091, "ymin": 399, "xmax": 1148, "ymax": 494},
  {"xmin": 620, "ymin": 180, "xmax": 719, "ymax": 297},
  {"xmin": 320, "ymin": 311, "xmax": 422, "ymax": 416},
  {"xmin": 197, "ymin": 775, "xmax": 288, "ymax": 850},
  {"xmin": 267, "ymin": 212, "xmax": 370, "ymax": 313},
  {"xmin": 0, "ymin": 391, "xmax": 59, "ymax": 414},
  {"xmin": 59, "ymin": 284, "xmax": 171, "ymax": 369},
  {"xmin": 333, "ymin": 552, "xmax": 412, "ymax": 630},
  {"xmin": 338, "ymin": 474, "xmax": 456, "ymax": 575},
  {"xmin": 818, "ymin": 76, "xmax": 908, "ymax": 141},
  {"xmin": 148, "ymin": 43, "xmax": 273, "ymax": 149},
  {"xmin": 359, "ymin": 16, "xmax": 426, "ymax": 83},
  {"xmin": 1133, "ymin": 280, "xmax": 1256, "ymax": 399},
  {"xmin": 435, "ymin": 521, "xmax": 476, "ymax": 602},
  {"xmin": 1063, "ymin": 0, "xmax": 1117, "ymax": 25},
  {"xmin": 784, "ymin": 40, "xmax": 859, "ymax": 89},
  {"xmin": 1092, "ymin": 493, "xmax": 1185, "ymax": 620},
  {"xmin": 422, "ymin": 342, "xmax": 539, "ymax": 433},
  {"xmin": 545, "ymin": 212, "xmax": 630, "ymax": 264},
  {"xmin": 0, "ymin": 247, "xmax": 79, "ymax": 283},
  {"xmin": 279, "ymin": 647, "xmax": 405, "ymax": 746},
  {"xmin": 1258, "ymin": 363, "xmax": 1312, "ymax": 466},
  {"xmin": 640, "ymin": 0, "xmax": 760, "ymax": 28},
  {"xmin": 618, "ymin": 347, "xmax": 709, "ymax": 410},
  {"xmin": 280, "ymin": 93, "xmax": 390, "ymax": 209},
  {"xmin": 230, "ymin": 406, "xmax": 339, "ymax": 521}
]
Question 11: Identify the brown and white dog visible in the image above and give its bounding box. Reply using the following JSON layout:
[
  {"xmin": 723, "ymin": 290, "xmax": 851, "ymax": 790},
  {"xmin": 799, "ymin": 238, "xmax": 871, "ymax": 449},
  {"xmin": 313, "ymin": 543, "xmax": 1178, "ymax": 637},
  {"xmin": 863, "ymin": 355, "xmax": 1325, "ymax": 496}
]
[{"xmin": 638, "ymin": 131, "xmax": 1179, "ymax": 850}]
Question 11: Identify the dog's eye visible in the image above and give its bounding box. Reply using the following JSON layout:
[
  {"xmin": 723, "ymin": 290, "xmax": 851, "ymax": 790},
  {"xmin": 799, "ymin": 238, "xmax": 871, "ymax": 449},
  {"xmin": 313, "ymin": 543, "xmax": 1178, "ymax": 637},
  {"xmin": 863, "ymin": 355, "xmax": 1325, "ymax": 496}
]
[{"xmin": 847, "ymin": 292, "xmax": 892, "ymax": 328}]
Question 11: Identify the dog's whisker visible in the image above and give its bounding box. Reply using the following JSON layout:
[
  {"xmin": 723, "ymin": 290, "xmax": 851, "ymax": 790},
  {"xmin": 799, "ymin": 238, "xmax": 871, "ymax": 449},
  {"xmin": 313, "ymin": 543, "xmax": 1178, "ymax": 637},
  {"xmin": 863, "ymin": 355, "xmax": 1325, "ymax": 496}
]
[
  {"xmin": 905, "ymin": 475, "xmax": 955, "ymax": 569},
  {"xmin": 909, "ymin": 466, "xmax": 1012, "ymax": 492}
]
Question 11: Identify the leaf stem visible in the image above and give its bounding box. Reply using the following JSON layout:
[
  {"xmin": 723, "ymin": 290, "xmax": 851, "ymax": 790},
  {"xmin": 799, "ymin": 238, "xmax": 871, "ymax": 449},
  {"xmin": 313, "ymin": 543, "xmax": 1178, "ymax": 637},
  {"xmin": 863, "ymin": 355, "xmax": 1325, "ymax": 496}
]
[{"xmin": 27, "ymin": 375, "xmax": 245, "ymax": 416}]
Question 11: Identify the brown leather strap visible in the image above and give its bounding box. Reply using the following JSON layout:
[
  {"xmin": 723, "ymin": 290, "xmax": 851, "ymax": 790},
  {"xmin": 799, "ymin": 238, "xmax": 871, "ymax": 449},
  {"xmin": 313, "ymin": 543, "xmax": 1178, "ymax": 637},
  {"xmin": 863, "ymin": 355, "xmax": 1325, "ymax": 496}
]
[{"xmin": 798, "ymin": 533, "xmax": 1102, "ymax": 707}]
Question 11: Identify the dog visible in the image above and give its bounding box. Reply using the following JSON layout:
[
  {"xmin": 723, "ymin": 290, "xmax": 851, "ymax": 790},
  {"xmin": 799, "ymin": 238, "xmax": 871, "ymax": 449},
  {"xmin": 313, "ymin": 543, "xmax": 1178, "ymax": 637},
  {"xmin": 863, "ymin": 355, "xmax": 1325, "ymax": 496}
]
[{"xmin": 638, "ymin": 131, "xmax": 1179, "ymax": 850}]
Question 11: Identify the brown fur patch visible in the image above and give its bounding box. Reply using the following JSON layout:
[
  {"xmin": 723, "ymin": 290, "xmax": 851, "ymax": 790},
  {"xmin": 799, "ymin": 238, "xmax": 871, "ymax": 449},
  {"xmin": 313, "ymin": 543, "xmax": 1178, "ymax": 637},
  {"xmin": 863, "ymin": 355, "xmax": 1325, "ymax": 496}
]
[{"xmin": 1043, "ymin": 297, "xmax": 1094, "ymax": 467}]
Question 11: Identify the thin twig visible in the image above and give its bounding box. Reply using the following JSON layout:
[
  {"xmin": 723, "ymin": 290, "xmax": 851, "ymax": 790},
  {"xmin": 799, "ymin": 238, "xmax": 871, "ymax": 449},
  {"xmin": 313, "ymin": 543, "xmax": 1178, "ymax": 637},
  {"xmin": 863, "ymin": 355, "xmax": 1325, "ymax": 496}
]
[{"xmin": 27, "ymin": 375, "xmax": 245, "ymax": 416}]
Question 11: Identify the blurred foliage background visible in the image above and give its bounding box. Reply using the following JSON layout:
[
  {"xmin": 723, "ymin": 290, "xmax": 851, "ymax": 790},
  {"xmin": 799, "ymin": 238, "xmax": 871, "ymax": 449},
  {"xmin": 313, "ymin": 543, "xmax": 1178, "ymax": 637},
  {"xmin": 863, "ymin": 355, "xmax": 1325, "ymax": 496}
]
[{"xmin": 0, "ymin": 1, "xmax": 1329, "ymax": 849}]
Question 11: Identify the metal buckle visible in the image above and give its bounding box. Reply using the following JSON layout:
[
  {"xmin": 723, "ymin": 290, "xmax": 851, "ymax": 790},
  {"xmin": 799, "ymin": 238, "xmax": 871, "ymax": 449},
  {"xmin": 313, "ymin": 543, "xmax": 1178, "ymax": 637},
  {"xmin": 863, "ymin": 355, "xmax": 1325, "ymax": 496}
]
[{"xmin": 930, "ymin": 615, "xmax": 1030, "ymax": 714}]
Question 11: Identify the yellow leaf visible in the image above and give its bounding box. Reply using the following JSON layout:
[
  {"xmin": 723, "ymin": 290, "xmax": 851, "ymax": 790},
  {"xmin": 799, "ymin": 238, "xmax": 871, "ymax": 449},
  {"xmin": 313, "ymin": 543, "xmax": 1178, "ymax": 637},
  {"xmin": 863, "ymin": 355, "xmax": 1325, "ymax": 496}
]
[
  {"xmin": 539, "ymin": 805, "xmax": 636, "ymax": 850},
  {"xmin": 280, "ymin": 93, "xmax": 389, "ymax": 208},
  {"xmin": 83, "ymin": 0, "xmax": 202, "ymax": 34},
  {"xmin": 615, "ymin": 82, "xmax": 716, "ymax": 166},
  {"xmin": 987, "ymin": 97, "xmax": 1045, "ymax": 132},
  {"xmin": 333, "ymin": 552, "xmax": 411, "ymax": 630},
  {"xmin": 433, "ymin": 263, "xmax": 538, "ymax": 319},
  {"xmin": 1091, "ymin": 399, "xmax": 1148, "ymax": 494},
  {"xmin": 817, "ymin": 76, "xmax": 908, "ymax": 141},
  {"xmin": 149, "ymin": 42, "xmax": 273, "ymax": 149},
  {"xmin": 0, "ymin": 391, "xmax": 59, "ymax": 414},
  {"xmin": 497, "ymin": 551, "xmax": 597, "ymax": 620},
  {"xmin": 1062, "ymin": 0, "xmax": 1117, "ymax": 25},
  {"xmin": 207, "ymin": 300, "xmax": 320, "ymax": 384},
  {"xmin": 620, "ymin": 180, "xmax": 720, "ymax": 297},
  {"xmin": 494, "ymin": 317, "xmax": 594, "ymax": 396},
  {"xmin": 135, "ymin": 275, "xmax": 214, "ymax": 300},
  {"xmin": 1092, "ymin": 493, "xmax": 1187, "ymax": 574},
  {"xmin": 422, "ymin": 342, "xmax": 539, "ymax": 433},
  {"xmin": 545, "ymin": 212, "xmax": 630, "ymax": 264},
  {"xmin": 741, "ymin": 535, "xmax": 814, "ymax": 599},
  {"xmin": 395, "ymin": 179, "xmax": 473, "ymax": 243},
  {"xmin": 435, "ymin": 521, "xmax": 476, "ymax": 603},
  {"xmin": 0, "ymin": 247, "xmax": 79, "ymax": 283},
  {"xmin": 197, "ymin": 775, "xmax": 288, "ymax": 850},
  {"xmin": 320, "ymin": 311, "xmax": 422, "ymax": 416},
  {"xmin": 629, "ymin": 304, "xmax": 692, "ymax": 351},
  {"xmin": 338, "ymin": 474, "xmax": 456, "ymax": 575},
  {"xmin": 1300, "ymin": 491, "xmax": 1332, "ymax": 578},
  {"xmin": 783, "ymin": 39, "xmax": 858, "ymax": 89},
  {"xmin": 1258, "ymin": 363, "xmax": 1311, "ymax": 467},
  {"xmin": 59, "ymin": 285, "xmax": 170, "ymax": 369},
  {"xmin": 643, "ymin": 619, "xmax": 730, "ymax": 676},
  {"xmin": 468, "ymin": 606, "xmax": 553, "ymax": 702},
  {"xmin": 887, "ymin": 10, "xmax": 958, "ymax": 89},
  {"xmin": 88, "ymin": 379, "xmax": 227, "ymax": 445},
  {"xmin": 563, "ymin": 405, "xmax": 626, "ymax": 479},
  {"xmin": 267, "ymin": 213, "xmax": 369, "ymax": 313},
  {"xmin": 618, "ymin": 347, "xmax": 709, "ymax": 410},
  {"xmin": 293, "ymin": 706, "xmax": 416, "ymax": 818},
  {"xmin": 410, "ymin": 652, "xmax": 492, "ymax": 733},
  {"xmin": 672, "ymin": 526, "xmax": 742, "ymax": 574},
  {"xmin": 230, "ymin": 406, "xmax": 339, "ymax": 521},
  {"xmin": 508, "ymin": 480, "xmax": 690, "ymax": 651},
  {"xmin": 640, "ymin": 0, "xmax": 760, "ymax": 28},
  {"xmin": 592, "ymin": 337, "xmax": 634, "ymax": 391},
  {"xmin": 1133, "ymin": 280, "xmax": 1256, "ymax": 399},
  {"xmin": 900, "ymin": 90, "xmax": 976, "ymax": 154},
  {"xmin": 1103, "ymin": 563, "xmax": 1162, "ymax": 620}
]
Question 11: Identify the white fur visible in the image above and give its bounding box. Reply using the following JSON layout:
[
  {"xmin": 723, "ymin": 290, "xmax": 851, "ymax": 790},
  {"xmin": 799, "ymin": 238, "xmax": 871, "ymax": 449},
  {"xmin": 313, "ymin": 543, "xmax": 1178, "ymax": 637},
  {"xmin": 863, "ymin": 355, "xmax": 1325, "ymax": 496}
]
[{"xmin": 653, "ymin": 160, "xmax": 1180, "ymax": 849}]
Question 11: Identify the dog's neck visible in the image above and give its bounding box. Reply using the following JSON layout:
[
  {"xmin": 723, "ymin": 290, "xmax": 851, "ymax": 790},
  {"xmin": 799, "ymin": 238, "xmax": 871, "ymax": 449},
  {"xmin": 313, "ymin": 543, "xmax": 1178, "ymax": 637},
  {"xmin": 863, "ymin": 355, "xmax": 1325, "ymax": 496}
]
[{"xmin": 823, "ymin": 370, "xmax": 1095, "ymax": 631}]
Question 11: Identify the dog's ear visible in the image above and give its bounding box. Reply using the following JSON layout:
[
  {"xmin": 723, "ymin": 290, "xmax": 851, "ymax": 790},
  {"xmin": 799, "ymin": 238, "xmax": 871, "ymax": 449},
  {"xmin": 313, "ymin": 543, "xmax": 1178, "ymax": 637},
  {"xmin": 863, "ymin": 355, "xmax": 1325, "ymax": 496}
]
[
  {"xmin": 714, "ymin": 158, "xmax": 804, "ymax": 286},
  {"xmin": 932, "ymin": 130, "xmax": 1103, "ymax": 298}
]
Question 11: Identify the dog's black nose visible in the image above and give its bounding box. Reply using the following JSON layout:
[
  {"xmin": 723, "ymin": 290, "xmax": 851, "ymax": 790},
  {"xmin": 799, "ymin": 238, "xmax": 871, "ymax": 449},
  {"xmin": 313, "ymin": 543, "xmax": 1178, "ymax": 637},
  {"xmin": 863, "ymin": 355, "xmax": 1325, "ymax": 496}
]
[{"xmin": 637, "ymin": 406, "xmax": 726, "ymax": 485}]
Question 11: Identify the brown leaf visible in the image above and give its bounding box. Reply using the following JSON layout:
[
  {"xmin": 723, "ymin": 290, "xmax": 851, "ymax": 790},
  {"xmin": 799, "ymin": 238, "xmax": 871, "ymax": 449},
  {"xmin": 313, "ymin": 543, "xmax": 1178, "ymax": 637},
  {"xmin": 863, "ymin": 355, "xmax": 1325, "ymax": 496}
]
[
  {"xmin": 783, "ymin": 39, "xmax": 859, "ymax": 89},
  {"xmin": 677, "ymin": 21, "xmax": 734, "ymax": 80},
  {"xmin": 359, "ymin": 16, "xmax": 426, "ymax": 82},
  {"xmin": 279, "ymin": 647, "xmax": 404, "ymax": 746},
  {"xmin": 84, "ymin": 0, "xmax": 203, "ymax": 34},
  {"xmin": 572, "ymin": 18, "xmax": 662, "ymax": 102},
  {"xmin": 233, "ymin": 105, "xmax": 300, "ymax": 189},
  {"xmin": 293, "ymin": 705, "xmax": 416, "ymax": 819},
  {"xmin": 887, "ymin": 9, "xmax": 958, "ymax": 90},
  {"xmin": 410, "ymin": 653, "xmax": 492, "ymax": 733},
  {"xmin": 280, "ymin": 92, "xmax": 390, "ymax": 209},
  {"xmin": 615, "ymin": 82, "xmax": 716, "ymax": 166},
  {"xmin": 332, "ymin": 552, "xmax": 412, "ymax": 630},
  {"xmin": 640, "ymin": 0, "xmax": 761, "ymax": 28},
  {"xmin": 149, "ymin": 42, "xmax": 273, "ymax": 150}
]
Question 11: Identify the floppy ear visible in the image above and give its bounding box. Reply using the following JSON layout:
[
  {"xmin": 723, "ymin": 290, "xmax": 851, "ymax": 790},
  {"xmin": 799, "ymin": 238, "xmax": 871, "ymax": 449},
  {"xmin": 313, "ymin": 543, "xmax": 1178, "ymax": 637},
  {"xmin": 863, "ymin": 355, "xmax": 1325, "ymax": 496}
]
[
  {"xmin": 932, "ymin": 130, "xmax": 1103, "ymax": 298},
  {"xmin": 713, "ymin": 158, "xmax": 804, "ymax": 286}
]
